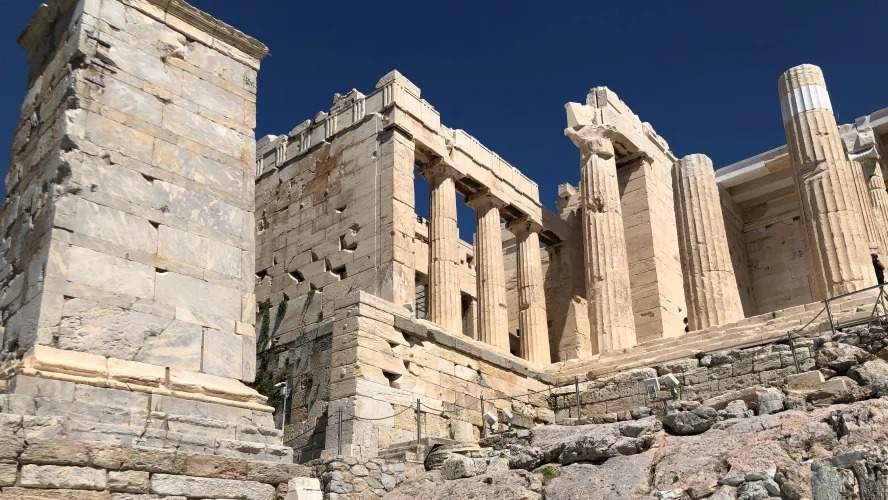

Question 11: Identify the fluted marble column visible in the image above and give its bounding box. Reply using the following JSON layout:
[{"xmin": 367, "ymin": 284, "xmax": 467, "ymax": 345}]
[
  {"xmin": 674, "ymin": 154, "xmax": 745, "ymax": 331},
  {"xmin": 508, "ymin": 219, "xmax": 551, "ymax": 366},
  {"xmin": 863, "ymin": 156, "xmax": 888, "ymax": 252},
  {"xmin": 467, "ymin": 193, "xmax": 509, "ymax": 352},
  {"xmin": 425, "ymin": 162, "xmax": 462, "ymax": 334},
  {"xmin": 779, "ymin": 64, "xmax": 874, "ymax": 298},
  {"xmin": 566, "ymin": 126, "xmax": 636, "ymax": 353}
]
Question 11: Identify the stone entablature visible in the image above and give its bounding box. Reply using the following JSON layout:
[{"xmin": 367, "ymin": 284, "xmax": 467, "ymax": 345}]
[{"xmin": 256, "ymin": 71, "xmax": 543, "ymax": 229}]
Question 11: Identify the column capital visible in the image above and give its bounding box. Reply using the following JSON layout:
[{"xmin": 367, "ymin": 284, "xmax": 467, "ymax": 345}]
[
  {"xmin": 507, "ymin": 217, "xmax": 543, "ymax": 237},
  {"xmin": 465, "ymin": 190, "xmax": 507, "ymax": 212},
  {"xmin": 565, "ymin": 125, "xmax": 615, "ymax": 160},
  {"xmin": 420, "ymin": 157, "xmax": 461, "ymax": 183}
]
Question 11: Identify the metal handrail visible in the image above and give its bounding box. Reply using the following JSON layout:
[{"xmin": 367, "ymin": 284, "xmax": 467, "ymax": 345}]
[{"xmin": 785, "ymin": 283, "xmax": 888, "ymax": 373}]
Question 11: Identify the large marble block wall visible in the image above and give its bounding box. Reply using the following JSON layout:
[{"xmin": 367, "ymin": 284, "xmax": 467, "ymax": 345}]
[{"xmin": 0, "ymin": 0, "xmax": 266, "ymax": 383}]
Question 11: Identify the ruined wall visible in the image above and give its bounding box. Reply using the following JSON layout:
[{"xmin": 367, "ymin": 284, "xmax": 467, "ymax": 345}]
[
  {"xmin": 0, "ymin": 1, "xmax": 322, "ymax": 496},
  {"xmin": 1, "ymin": 0, "xmax": 261, "ymax": 383},
  {"xmin": 720, "ymin": 187, "xmax": 755, "ymax": 315},
  {"xmin": 742, "ymin": 191, "xmax": 813, "ymax": 315},
  {"xmin": 618, "ymin": 159, "xmax": 687, "ymax": 341},
  {"xmin": 277, "ymin": 293, "xmax": 555, "ymax": 460}
]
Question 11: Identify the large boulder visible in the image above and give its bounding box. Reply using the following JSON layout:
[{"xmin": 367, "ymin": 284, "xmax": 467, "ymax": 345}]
[
  {"xmin": 806, "ymin": 376, "xmax": 861, "ymax": 406},
  {"xmin": 383, "ymin": 468, "xmax": 542, "ymax": 500},
  {"xmin": 815, "ymin": 342, "xmax": 872, "ymax": 373},
  {"xmin": 543, "ymin": 452, "xmax": 657, "ymax": 499},
  {"xmin": 528, "ymin": 417, "xmax": 662, "ymax": 465},
  {"xmin": 755, "ymin": 388, "xmax": 786, "ymax": 415},
  {"xmin": 506, "ymin": 444, "xmax": 544, "ymax": 470},
  {"xmin": 441, "ymin": 455, "xmax": 479, "ymax": 480},
  {"xmin": 848, "ymin": 358, "xmax": 888, "ymax": 395},
  {"xmin": 662, "ymin": 406, "xmax": 718, "ymax": 435}
]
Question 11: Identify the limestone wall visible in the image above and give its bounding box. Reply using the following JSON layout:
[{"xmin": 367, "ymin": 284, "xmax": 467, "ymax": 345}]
[
  {"xmin": 551, "ymin": 314, "xmax": 886, "ymax": 422},
  {"xmin": 717, "ymin": 155, "xmax": 815, "ymax": 316},
  {"xmin": 269, "ymin": 292, "xmax": 556, "ymax": 460},
  {"xmin": 1, "ymin": 0, "xmax": 263, "ymax": 383},
  {"xmin": 0, "ymin": 424, "xmax": 312, "ymax": 499},
  {"xmin": 618, "ymin": 158, "xmax": 687, "ymax": 342},
  {"xmin": 720, "ymin": 186, "xmax": 755, "ymax": 315}
]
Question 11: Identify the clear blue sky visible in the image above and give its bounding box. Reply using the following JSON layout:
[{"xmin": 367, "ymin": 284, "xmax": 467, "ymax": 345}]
[{"xmin": 2, "ymin": 1, "xmax": 886, "ymax": 219}]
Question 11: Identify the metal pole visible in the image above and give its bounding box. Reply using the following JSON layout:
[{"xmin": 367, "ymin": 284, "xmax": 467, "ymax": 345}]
[
  {"xmin": 337, "ymin": 407, "xmax": 342, "ymax": 456},
  {"xmin": 787, "ymin": 331, "xmax": 801, "ymax": 373},
  {"xmin": 574, "ymin": 376, "xmax": 581, "ymax": 420},
  {"xmin": 868, "ymin": 285, "xmax": 884, "ymax": 327},
  {"xmin": 415, "ymin": 398, "xmax": 421, "ymax": 453},
  {"xmin": 282, "ymin": 386, "xmax": 289, "ymax": 428},
  {"xmin": 824, "ymin": 299, "xmax": 836, "ymax": 335},
  {"xmin": 479, "ymin": 395, "xmax": 485, "ymax": 438}
]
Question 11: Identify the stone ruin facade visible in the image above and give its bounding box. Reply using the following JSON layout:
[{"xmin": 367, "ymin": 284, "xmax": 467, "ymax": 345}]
[
  {"xmin": 253, "ymin": 63, "xmax": 888, "ymax": 460},
  {"xmin": 0, "ymin": 0, "xmax": 318, "ymax": 498},
  {"xmin": 1, "ymin": 0, "xmax": 888, "ymax": 498}
]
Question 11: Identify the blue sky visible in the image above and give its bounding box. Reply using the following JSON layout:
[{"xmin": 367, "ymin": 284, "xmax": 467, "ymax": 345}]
[{"xmin": 1, "ymin": 1, "xmax": 886, "ymax": 225}]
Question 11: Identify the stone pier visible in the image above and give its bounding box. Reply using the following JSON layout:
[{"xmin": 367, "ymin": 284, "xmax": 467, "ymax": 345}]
[
  {"xmin": 566, "ymin": 126, "xmax": 636, "ymax": 353},
  {"xmin": 509, "ymin": 219, "xmax": 551, "ymax": 365},
  {"xmin": 469, "ymin": 193, "xmax": 510, "ymax": 352},
  {"xmin": 779, "ymin": 64, "xmax": 874, "ymax": 298},
  {"xmin": 0, "ymin": 0, "xmax": 310, "ymax": 497},
  {"xmin": 426, "ymin": 161, "xmax": 462, "ymax": 334},
  {"xmin": 674, "ymin": 154, "xmax": 744, "ymax": 330}
]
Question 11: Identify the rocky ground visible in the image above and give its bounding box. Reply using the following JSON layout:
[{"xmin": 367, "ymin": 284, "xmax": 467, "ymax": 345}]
[{"xmin": 380, "ymin": 327, "xmax": 888, "ymax": 499}]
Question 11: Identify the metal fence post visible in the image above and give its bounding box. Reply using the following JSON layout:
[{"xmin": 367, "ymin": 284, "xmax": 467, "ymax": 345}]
[
  {"xmin": 574, "ymin": 376, "xmax": 581, "ymax": 420},
  {"xmin": 337, "ymin": 407, "xmax": 342, "ymax": 456},
  {"xmin": 479, "ymin": 395, "xmax": 485, "ymax": 438},
  {"xmin": 415, "ymin": 398, "xmax": 421, "ymax": 453},
  {"xmin": 787, "ymin": 331, "xmax": 801, "ymax": 373},
  {"xmin": 824, "ymin": 299, "xmax": 836, "ymax": 335}
]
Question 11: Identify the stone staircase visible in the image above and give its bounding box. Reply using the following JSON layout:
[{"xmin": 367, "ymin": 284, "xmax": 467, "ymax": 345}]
[{"xmin": 552, "ymin": 291, "xmax": 881, "ymax": 384}]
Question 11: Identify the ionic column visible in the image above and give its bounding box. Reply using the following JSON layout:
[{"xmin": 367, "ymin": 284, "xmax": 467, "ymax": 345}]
[
  {"xmin": 565, "ymin": 126, "xmax": 636, "ymax": 353},
  {"xmin": 467, "ymin": 193, "xmax": 509, "ymax": 352},
  {"xmin": 779, "ymin": 64, "xmax": 873, "ymax": 298},
  {"xmin": 508, "ymin": 219, "xmax": 551, "ymax": 366},
  {"xmin": 863, "ymin": 156, "xmax": 888, "ymax": 252},
  {"xmin": 425, "ymin": 162, "xmax": 462, "ymax": 334},
  {"xmin": 674, "ymin": 154, "xmax": 744, "ymax": 331}
]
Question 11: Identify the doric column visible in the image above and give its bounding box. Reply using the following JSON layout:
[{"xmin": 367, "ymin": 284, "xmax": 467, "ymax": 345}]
[
  {"xmin": 508, "ymin": 219, "xmax": 551, "ymax": 366},
  {"xmin": 565, "ymin": 125, "xmax": 636, "ymax": 353},
  {"xmin": 674, "ymin": 154, "xmax": 744, "ymax": 331},
  {"xmin": 425, "ymin": 161, "xmax": 462, "ymax": 334},
  {"xmin": 467, "ymin": 193, "xmax": 509, "ymax": 352},
  {"xmin": 779, "ymin": 64, "xmax": 874, "ymax": 298},
  {"xmin": 862, "ymin": 156, "xmax": 888, "ymax": 252}
]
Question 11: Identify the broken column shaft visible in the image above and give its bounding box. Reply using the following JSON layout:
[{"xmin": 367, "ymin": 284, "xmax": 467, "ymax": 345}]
[
  {"xmin": 674, "ymin": 154, "xmax": 745, "ymax": 330},
  {"xmin": 567, "ymin": 126, "xmax": 636, "ymax": 353},
  {"xmin": 779, "ymin": 64, "xmax": 874, "ymax": 298}
]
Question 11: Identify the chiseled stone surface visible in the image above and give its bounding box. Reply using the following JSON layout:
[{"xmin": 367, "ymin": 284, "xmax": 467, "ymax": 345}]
[
  {"xmin": 674, "ymin": 154, "xmax": 744, "ymax": 331},
  {"xmin": 779, "ymin": 64, "xmax": 874, "ymax": 298},
  {"xmin": 0, "ymin": 0, "xmax": 263, "ymax": 383},
  {"xmin": 150, "ymin": 473, "xmax": 275, "ymax": 500},
  {"xmin": 19, "ymin": 464, "xmax": 107, "ymax": 490}
]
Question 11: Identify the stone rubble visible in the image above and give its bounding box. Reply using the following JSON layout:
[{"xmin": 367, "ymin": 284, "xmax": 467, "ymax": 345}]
[{"xmin": 379, "ymin": 322, "xmax": 888, "ymax": 499}]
